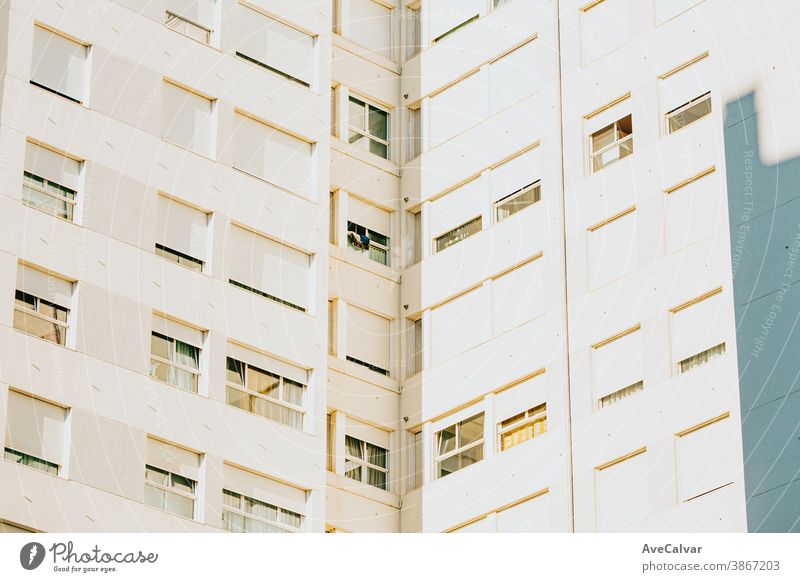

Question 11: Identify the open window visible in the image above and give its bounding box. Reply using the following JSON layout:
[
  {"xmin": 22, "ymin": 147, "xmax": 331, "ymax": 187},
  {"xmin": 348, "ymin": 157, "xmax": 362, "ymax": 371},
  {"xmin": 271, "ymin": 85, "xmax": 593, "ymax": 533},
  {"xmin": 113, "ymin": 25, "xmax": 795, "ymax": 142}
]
[
  {"xmin": 498, "ymin": 404, "xmax": 546, "ymax": 451},
  {"xmin": 23, "ymin": 141, "xmax": 81, "ymax": 221},
  {"xmin": 14, "ymin": 264, "xmax": 72, "ymax": 346},
  {"xmin": 435, "ymin": 413, "xmax": 484, "ymax": 478},
  {"xmin": 348, "ymin": 96, "xmax": 390, "ymax": 159},
  {"xmin": 590, "ymin": 114, "xmax": 633, "ymax": 173},
  {"xmin": 150, "ymin": 314, "xmax": 203, "ymax": 393},
  {"xmin": 144, "ymin": 437, "xmax": 200, "ymax": 519},
  {"xmin": 4, "ymin": 390, "xmax": 67, "ymax": 476}
]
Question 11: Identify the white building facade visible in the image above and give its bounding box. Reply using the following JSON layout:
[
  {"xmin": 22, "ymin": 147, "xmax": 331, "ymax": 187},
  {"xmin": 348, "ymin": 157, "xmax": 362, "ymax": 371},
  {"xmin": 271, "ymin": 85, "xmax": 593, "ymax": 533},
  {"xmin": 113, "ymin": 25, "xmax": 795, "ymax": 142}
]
[{"xmin": 2, "ymin": 0, "xmax": 795, "ymax": 533}]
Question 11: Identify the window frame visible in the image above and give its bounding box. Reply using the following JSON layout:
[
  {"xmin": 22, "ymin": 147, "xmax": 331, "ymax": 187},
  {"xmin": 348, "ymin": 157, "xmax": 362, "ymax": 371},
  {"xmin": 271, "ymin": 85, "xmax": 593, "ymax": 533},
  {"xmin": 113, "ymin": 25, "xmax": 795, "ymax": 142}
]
[
  {"xmin": 222, "ymin": 489, "xmax": 303, "ymax": 533},
  {"xmin": 144, "ymin": 464, "xmax": 197, "ymax": 519},
  {"xmin": 679, "ymin": 342, "xmax": 726, "ymax": 374},
  {"xmin": 149, "ymin": 331, "xmax": 202, "ymax": 393},
  {"xmin": 665, "ymin": 91, "xmax": 712, "ymax": 134},
  {"xmin": 497, "ymin": 403, "xmax": 547, "ymax": 452},
  {"xmin": 344, "ymin": 435, "xmax": 389, "ymax": 491},
  {"xmin": 493, "ymin": 180, "xmax": 541, "ymax": 223},
  {"xmin": 224, "ymin": 356, "xmax": 306, "ymax": 430},
  {"xmin": 22, "ymin": 171, "xmax": 78, "ymax": 221},
  {"xmin": 164, "ymin": 11, "xmax": 213, "ymax": 45},
  {"xmin": 434, "ymin": 412, "xmax": 485, "ymax": 479},
  {"xmin": 3, "ymin": 447, "xmax": 59, "ymax": 475},
  {"xmin": 348, "ymin": 95, "xmax": 390, "ymax": 160},
  {"xmin": 13, "ymin": 289, "xmax": 70, "ymax": 346},
  {"xmin": 30, "ymin": 26, "xmax": 89, "ymax": 105},
  {"xmin": 589, "ymin": 114, "xmax": 633, "ymax": 173},
  {"xmin": 434, "ymin": 215, "xmax": 482, "ymax": 254},
  {"xmin": 346, "ymin": 220, "xmax": 390, "ymax": 266}
]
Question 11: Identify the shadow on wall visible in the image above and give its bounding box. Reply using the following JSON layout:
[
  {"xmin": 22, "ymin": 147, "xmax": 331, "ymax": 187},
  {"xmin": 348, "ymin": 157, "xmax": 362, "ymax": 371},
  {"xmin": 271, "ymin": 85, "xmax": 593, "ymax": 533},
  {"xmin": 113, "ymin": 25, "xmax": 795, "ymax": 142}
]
[{"xmin": 724, "ymin": 91, "xmax": 800, "ymax": 533}]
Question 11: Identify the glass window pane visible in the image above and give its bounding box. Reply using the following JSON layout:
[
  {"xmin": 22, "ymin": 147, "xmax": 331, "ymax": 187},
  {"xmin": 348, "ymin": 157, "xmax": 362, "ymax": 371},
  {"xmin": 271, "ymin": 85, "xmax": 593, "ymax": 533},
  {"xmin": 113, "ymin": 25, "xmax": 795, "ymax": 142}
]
[
  {"xmin": 367, "ymin": 467, "xmax": 387, "ymax": 490},
  {"xmin": 348, "ymin": 97, "xmax": 365, "ymax": 130},
  {"xmin": 368, "ymin": 106, "xmax": 388, "ymax": 140},
  {"xmin": 222, "ymin": 509, "xmax": 245, "ymax": 533},
  {"xmin": 172, "ymin": 367, "xmax": 198, "ymax": 392},
  {"xmin": 38, "ymin": 299, "xmax": 68, "ymax": 322},
  {"xmin": 248, "ymin": 367, "xmax": 280, "ymax": 397},
  {"xmin": 165, "ymin": 490, "xmax": 194, "ymax": 518},
  {"xmin": 345, "ymin": 436, "xmax": 363, "ymax": 459},
  {"xmin": 345, "ymin": 463, "xmax": 362, "ymax": 482},
  {"xmin": 174, "ymin": 340, "xmax": 199, "ymax": 369},
  {"xmin": 283, "ymin": 379, "xmax": 304, "ymax": 406},
  {"xmin": 591, "ymin": 123, "xmax": 615, "ymax": 152},
  {"xmin": 171, "ymin": 473, "xmax": 195, "ymax": 494},
  {"xmin": 222, "ymin": 490, "xmax": 241, "ymax": 508},
  {"xmin": 349, "ymin": 130, "xmax": 369, "ymax": 150},
  {"xmin": 13, "ymin": 310, "xmax": 66, "ymax": 345},
  {"xmin": 14, "ymin": 290, "xmax": 36, "ymax": 310},
  {"xmin": 366, "ymin": 443, "xmax": 387, "ymax": 469},
  {"xmin": 145, "ymin": 465, "xmax": 169, "ymax": 485},
  {"xmin": 150, "ymin": 359, "xmax": 171, "ymax": 384},
  {"xmin": 280, "ymin": 509, "xmax": 303, "ymax": 529},
  {"xmin": 459, "ymin": 443, "xmax": 483, "ymax": 467},
  {"xmin": 437, "ymin": 426, "xmax": 457, "ymax": 455},
  {"xmin": 226, "ymin": 386, "xmax": 250, "ymax": 411},
  {"xmin": 459, "ymin": 414, "xmax": 484, "ymax": 446},
  {"xmin": 226, "ymin": 357, "xmax": 245, "ymax": 385},
  {"xmin": 144, "ymin": 483, "xmax": 166, "ymax": 509},
  {"xmin": 151, "ymin": 333, "xmax": 171, "ymax": 360},
  {"xmin": 369, "ymin": 139, "xmax": 388, "ymax": 158}
]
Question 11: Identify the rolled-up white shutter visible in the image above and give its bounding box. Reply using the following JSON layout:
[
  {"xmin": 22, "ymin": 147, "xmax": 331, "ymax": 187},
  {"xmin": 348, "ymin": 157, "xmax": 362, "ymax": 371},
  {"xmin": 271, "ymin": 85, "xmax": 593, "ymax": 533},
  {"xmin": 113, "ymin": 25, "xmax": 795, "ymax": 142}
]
[
  {"xmin": 156, "ymin": 195, "xmax": 208, "ymax": 261},
  {"xmin": 348, "ymin": 196, "xmax": 390, "ymax": 236},
  {"xmin": 233, "ymin": 113, "xmax": 313, "ymax": 198},
  {"xmin": 17, "ymin": 264, "xmax": 72, "ymax": 308},
  {"xmin": 25, "ymin": 142, "xmax": 81, "ymax": 191},
  {"xmin": 5, "ymin": 391, "xmax": 66, "ymax": 466},
  {"xmin": 491, "ymin": 147, "xmax": 539, "ymax": 202},
  {"xmin": 348, "ymin": 0, "xmax": 392, "ymax": 58},
  {"xmin": 31, "ymin": 26, "xmax": 87, "ymax": 103},
  {"xmin": 151, "ymin": 313, "xmax": 204, "ymax": 348},
  {"xmin": 489, "ymin": 39, "xmax": 539, "ymax": 114},
  {"xmin": 236, "ymin": 6, "xmax": 314, "ymax": 85},
  {"xmin": 345, "ymin": 417, "xmax": 389, "ymax": 449},
  {"xmin": 146, "ymin": 437, "xmax": 200, "ymax": 481},
  {"xmin": 659, "ymin": 54, "xmax": 712, "ymax": 114},
  {"xmin": 223, "ymin": 463, "xmax": 306, "ymax": 515},
  {"xmin": 227, "ymin": 342, "xmax": 308, "ymax": 386},
  {"xmin": 592, "ymin": 328, "xmax": 643, "ymax": 399},
  {"xmin": 162, "ymin": 82, "xmax": 214, "ymax": 157},
  {"xmin": 166, "ymin": 0, "xmax": 216, "ymax": 29},
  {"xmin": 346, "ymin": 305, "xmax": 390, "ymax": 369},
  {"xmin": 227, "ymin": 226, "xmax": 310, "ymax": 310}
]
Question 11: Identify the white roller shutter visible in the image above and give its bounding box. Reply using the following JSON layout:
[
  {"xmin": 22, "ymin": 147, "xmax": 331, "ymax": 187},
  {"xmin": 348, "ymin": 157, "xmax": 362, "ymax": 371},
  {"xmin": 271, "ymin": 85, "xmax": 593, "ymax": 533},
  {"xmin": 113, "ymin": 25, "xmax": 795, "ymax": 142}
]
[
  {"xmin": 233, "ymin": 113, "xmax": 313, "ymax": 198},
  {"xmin": 31, "ymin": 26, "xmax": 87, "ymax": 103},
  {"xmin": 346, "ymin": 305, "xmax": 390, "ymax": 369},
  {"xmin": 166, "ymin": 0, "xmax": 216, "ymax": 29},
  {"xmin": 5, "ymin": 391, "xmax": 66, "ymax": 466},
  {"xmin": 17, "ymin": 264, "xmax": 72, "ymax": 308},
  {"xmin": 429, "ymin": 178, "xmax": 483, "ymax": 239},
  {"xmin": 492, "ymin": 258, "xmax": 544, "ymax": 336},
  {"xmin": 227, "ymin": 342, "xmax": 308, "ymax": 386},
  {"xmin": 489, "ymin": 39, "xmax": 539, "ymax": 114},
  {"xmin": 348, "ymin": 0, "xmax": 392, "ymax": 58},
  {"xmin": 666, "ymin": 170, "xmax": 719, "ymax": 253},
  {"xmin": 677, "ymin": 417, "xmax": 735, "ymax": 501},
  {"xmin": 25, "ymin": 142, "xmax": 81, "ymax": 191},
  {"xmin": 151, "ymin": 313, "xmax": 204, "ymax": 348},
  {"xmin": 671, "ymin": 291, "xmax": 725, "ymax": 363},
  {"xmin": 161, "ymin": 82, "xmax": 214, "ymax": 157},
  {"xmin": 592, "ymin": 328, "xmax": 643, "ymax": 399},
  {"xmin": 146, "ymin": 437, "xmax": 200, "ymax": 481},
  {"xmin": 348, "ymin": 196, "xmax": 390, "ymax": 236},
  {"xmin": 236, "ymin": 6, "xmax": 314, "ymax": 85},
  {"xmin": 659, "ymin": 54, "xmax": 712, "ymax": 115},
  {"xmin": 345, "ymin": 416, "xmax": 389, "ymax": 449},
  {"xmin": 223, "ymin": 463, "xmax": 306, "ymax": 515},
  {"xmin": 596, "ymin": 451, "xmax": 648, "ymax": 532},
  {"xmin": 156, "ymin": 196, "xmax": 208, "ymax": 261}
]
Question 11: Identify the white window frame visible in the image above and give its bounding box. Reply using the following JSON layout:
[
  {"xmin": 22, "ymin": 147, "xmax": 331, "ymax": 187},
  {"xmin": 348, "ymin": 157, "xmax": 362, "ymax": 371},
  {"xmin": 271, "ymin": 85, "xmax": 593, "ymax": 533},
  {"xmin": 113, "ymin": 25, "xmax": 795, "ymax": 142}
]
[
  {"xmin": 22, "ymin": 170, "xmax": 78, "ymax": 222},
  {"xmin": 497, "ymin": 404, "xmax": 547, "ymax": 452},
  {"xmin": 222, "ymin": 489, "xmax": 303, "ymax": 533},
  {"xmin": 3, "ymin": 448, "xmax": 59, "ymax": 475},
  {"xmin": 493, "ymin": 180, "xmax": 541, "ymax": 223},
  {"xmin": 344, "ymin": 435, "xmax": 389, "ymax": 490},
  {"xmin": 434, "ymin": 413, "xmax": 485, "ymax": 479},
  {"xmin": 434, "ymin": 215, "xmax": 482, "ymax": 254},
  {"xmin": 679, "ymin": 342, "xmax": 726, "ymax": 374},
  {"xmin": 346, "ymin": 220, "xmax": 390, "ymax": 266},
  {"xmin": 165, "ymin": 11, "xmax": 213, "ymax": 45},
  {"xmin": 589, "ymin": 114, "xmax": 633, "ymax": 173},
  {"xmin": 348, "ymin": 95, "xmax": 390, "ymax": 160},
  {"xmin": 665, "ymin": 91, "xmax": 712, "ymax": 134},
  {"xmin": 144, "ymin": 464, "xmax": 196, "ymax": 519},
  {"xmin": 149, "ymin": 332, "xmax": 201, "ymax": 393},
  {"xmin": 225, "ymin": 357, "xmax": 306, "ymax": 430},
  {"xmin": 13, "ymin": 289, "xmax": 70, "ymax": 346},
  {"xmin": 598, "ymin": 380, "xmax": 644, "ymax": 409}
]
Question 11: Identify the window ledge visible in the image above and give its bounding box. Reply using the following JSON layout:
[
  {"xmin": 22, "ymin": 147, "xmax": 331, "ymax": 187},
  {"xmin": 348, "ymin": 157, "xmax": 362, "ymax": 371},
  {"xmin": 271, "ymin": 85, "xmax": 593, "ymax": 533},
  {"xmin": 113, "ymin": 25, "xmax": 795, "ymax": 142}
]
[
  {"xmin": 332, "ymin": 34, "xmax": 400, "ymax": 74},
  {"xmin": 331, "ymin": 139, "xmax": 400, "ymax": 177},
  {"xmin": 329, "ymin": 244, "xmax": 400, "ymax": 282},
  {"xmin": 327, "ymin": 355, "xmax": 399, "ymax": 393},
  {"xmin": 326, "ymin": 471, "xmax": 400, "ymax": 508}
]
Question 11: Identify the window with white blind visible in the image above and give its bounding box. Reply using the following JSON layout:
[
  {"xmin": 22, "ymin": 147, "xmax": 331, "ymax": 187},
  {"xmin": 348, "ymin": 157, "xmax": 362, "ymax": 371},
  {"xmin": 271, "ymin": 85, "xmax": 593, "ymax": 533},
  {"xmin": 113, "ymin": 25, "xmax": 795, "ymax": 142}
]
[
  {"xmin": 659, "ymin": 53, "xmax": 712, "ymax": 134},
  {"xmin": 580, "ymin": 0, "xmax": 630, "ymax": 65},
  {"xmin": 489, "ymin": 38, "xmax": 539, "ymax": 114},
  {"xmin": 225, "ymin": 344, "xmax": 307, "ymax": 431},
  {"xmin": 498, "ymin": 404, "xmax": 546, "ymax": 451},
  {"xmin": 671, "ymin": 289, "xmax": 726, "ymax": 374},
  {"xmin": 595, "ymin": 448, "xmax": 648, "ymax": 532},
  {"xmin": 429, "ymin": 71, "xmax": 487, "ymax": 146},
  {"xmin": 588, "ymin": 208, "xmax": 637, "ymax": 289},
  {"xmin": 161, "ymin": 81, "xmax": 215, "ymax": 157},
  {"xmin": 23, "ymin": 141, "xmax": 81, "ymax": 221},
  {"xmin": 345, "ymin": 436, "xmax": 388, "ymax": 490},
  {"xmin": 435, "ymin": 413, "xmax": 484, "ymax": 479},
  {"xmin": 235, "ymin": 5, "xmax": 315, "ymax": 87},
  {"xmin": 144, "ymin": 438, "xmax": 200, "ymax": 519},
  {"xmin": 665, "ymin": 168, "xmax": 719, "ymax": 253},
  {"xmin": 156, "ymin": 195, "xmax": 208, "ymax": 271},
  {"xmin": 677, "ymin": 414, "xmax": 735, "ymax": 502},
  {"xmin": 430, "ymin": 286, "xmax": 490, "ymax": 364},
  {"xmin": 434, "ymin": 216, "xmax": 481, "ymax": 253},
  {"xmin": 30, "ymin": 25, "xmax": 88, "ymax": 104},
  {"xmin": 165, "ymin": 0, "xmax": 216, "ymax": 44},
  {"xmin": 346, "ymin": 197, "xmax": 391, "ymax": 266},
  {"xmin": 346, "ymin": 305, "xmax": 391, "ymax": 376},
  {"xmin": 429, "ymin": 0, "xmax": 482, "ymax": 43},
  {"xmin": 590, "ymin": 114, "xmax": 633, "ymax": 172},
  {"xmin": 150, "ymin": 314, "xmax": 203, "ymax": 393},
  {"xmin": 4, "ymin": 391, "xmax": 67, "ymax": 476},
  {"xmin": 592, "ymin": 326, "xmax": 643, "ymax": 407},
  {"xmin": 13, "ymin": 264, "xmax": 72, "ymax": 346},
  {"xmin": 221, "ymin": 464, "xmax": 306, "ymax": 533},
  {"xmin": 407, "ymin": 317, "xmax": 423, "ymax": 376},
  {"xmin": 492, "ymin": 257, "xmax": 544, "ymax": 336},
  {"xmin": 233, "ymin": 112, "xmax": 313, "ymax": 197},
  {"xmin": 347, "ymin": 0, "xmax": 393, "ymax": 59},
  {"xmin": 348, "ymin": 96, "xmax": 389, "ymax": 159},
  {"xmin": 491, "ymin": 147, "xmax": 541, "ymax": 223},
  {"xmin": 227, "ymin": 225, "xmax": 310, "ymax": 312}
]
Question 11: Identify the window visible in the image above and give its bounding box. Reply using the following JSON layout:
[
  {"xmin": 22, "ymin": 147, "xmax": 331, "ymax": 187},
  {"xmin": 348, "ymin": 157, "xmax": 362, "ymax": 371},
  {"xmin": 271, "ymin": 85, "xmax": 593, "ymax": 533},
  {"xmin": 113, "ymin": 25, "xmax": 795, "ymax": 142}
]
[
  {"xmin": 592, "ymin": 325, "xmax": 643, "ymax": 406},
  {"xmin": 410, "ymin": 209, "xmax": 422, "ymax": 265},
  {"xmin": 161, "ymin": 81, "xmax": 215, "ymax": 157},
  {"xmin": 144, "ymin": 438, "xmax": 199, "ymax": 520},
  {"xmin": 348, "ymin": 96, "xmax": 389, "ymax": 159},
  {"xmin": 149, "ymin": 315, "xmax": 203, "ymax": 393},
  {"xmin": 408, "ymin": 317, "xmax": 423, "ymax": 376},
  {"xmin": 434, "ymin": 216, "xmax": 481, "ymax": 253},
  {"xmin": 233, "ymin": 111, "xmax": 313, "ymax": 198},
  {"xmin": 494, "ymin": 181, "xmax": 540, "ymax": 222},
  {"xmin": 30, "ymin": 25, "xmax": 88, "ymax": 104},
  {"xmin": 406, "ymin": 5, "xmax": 421, "ymax": 59},
  {"xmin": 347, "ymin": 0, "xmax": 392, "ymax": 59},
  {"xmin": 4, "ymin": 391, "xmax": 66, "ymax": 476},
  {"xmin": 235, "ymin": 5, "xmax": 315, "ymax": 88},
  {"xmin": 332, "ymin": 0, "xmax": 341, "ymax": 33},
  {"xmin": 411, "ymin": 430, "xmax": 423, "ymax": 489},
  {"xmin": 665, "ymin": 167, "xmax": 718, "ymax": 253},
  {"xmin": 435, "ymin": 413, "xmax": 484, "ymax": 478},
  {"xmin": 155, "ymin": 195, "xmax": 208, "ymax": 271},
  {"xmin": 493, "ymin": 0, "xmax": 511, "ymax": 7},
  {"xmin": 679, "ymin": 342, "xmax": 725, "ymax": 374},
  {"xmin": 676, "ymin": 414, "xmax": 735, "ymax": 502},
  {"xmin": 346, "ymin": 305, "xmax": 391, "ymax": 376},
  {"xmin": 590, "ymin": 114, "xmax": 633, "ymax": 172},
  {"xmin": 598, "ymin": 380, "xmax": 643, "ymax": 408},
  {"xmin": 22, "ymin": 142, "xmax": 81, "ymax": 221},
  {"xmin": 223, "ymin": 489, "xmax": 303, "ymax": 533},
  {"xmin": 226, "ymin": 357, "xmax": 305, "ymax": 430},
  {"xmin": 408, "ymin": 106, "xmax": 422, "ymax": 159},
  {"xmin": 13, "ymin": 264, "xmax": 72, "ymax": 346},
  {"xmin": 227, "ymin": 225, "xmax": 311, "ymax": 312},
  {"xmin": 596, "ymin": 448, "xmax": 648, "ymax": 532},
  {"xmin": 587, "ymin": 207, "xmax": 637, "ymax": 289},
  {"xmin": 498, "ymin": 404, "xmax": 546, "ymax": 451},
  {"xmin": 326, "ymin": 413, "xmax": 335, "ymax": 471},
  {"xmin": 432, "ymin": 14, "xmax": 479, "ymax": 44},
  {"xmin": 347, "ymin": 221, "xmax": 389, "ymax": 266},
  {"xmin": 666, "ymin": 92, "xmax": 711, "ymax": 133},
  {"xmin": 345, "ymin": 436, "xmax": 388, "ymax": 490},
  {"xmin": 165, "ymin": 0, "xmax": 216, "ymax": 44}
]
